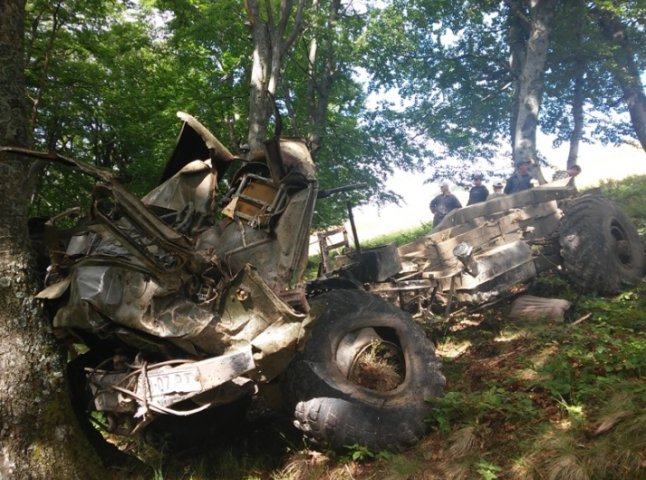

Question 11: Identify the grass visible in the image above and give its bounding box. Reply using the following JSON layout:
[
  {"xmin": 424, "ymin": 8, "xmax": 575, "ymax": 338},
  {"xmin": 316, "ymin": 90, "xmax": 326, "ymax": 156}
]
[
  {"xmin": 422, "ymin": 276, "xmax": 646, "ymax": 480},
  {"xmin": 596, "ymin": 174, "xmax": 646, "ymax": 241},
  {"xmin": 111, "ymin": 176, "xmax": 646, "ymax": 480},
  {"xmin": 347, "ymin": 340, "xmax": 405, "ymax": 391}
]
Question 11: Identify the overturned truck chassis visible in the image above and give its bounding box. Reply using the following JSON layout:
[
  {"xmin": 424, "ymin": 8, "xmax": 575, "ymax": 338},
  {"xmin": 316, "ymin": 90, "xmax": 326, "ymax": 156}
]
[
  {"xmin": 27, "ymin": 113, "xmax": 318, "ymax": 432},
  {"xmin": 6, "ymin": 112, "xmax": 446, "ymax": 452},
  {"xmin": 319, "ymin": 183, "xmax": 644, "ymax": 314}
]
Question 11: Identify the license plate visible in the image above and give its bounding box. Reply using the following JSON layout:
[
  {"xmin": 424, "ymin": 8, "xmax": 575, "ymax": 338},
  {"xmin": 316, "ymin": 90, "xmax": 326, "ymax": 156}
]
[{"xmin": 145, "ymin": 366, "xmax": 202, "ymax": 397}]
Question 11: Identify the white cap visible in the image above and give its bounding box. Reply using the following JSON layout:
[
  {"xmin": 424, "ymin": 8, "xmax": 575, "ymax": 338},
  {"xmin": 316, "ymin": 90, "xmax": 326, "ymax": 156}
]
[{"xmin": 440, "ymin": 180, "xmax": 450, "ymax": 188}]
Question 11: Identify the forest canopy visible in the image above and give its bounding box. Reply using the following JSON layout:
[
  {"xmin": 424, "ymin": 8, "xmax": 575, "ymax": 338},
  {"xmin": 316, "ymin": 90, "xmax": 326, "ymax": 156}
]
[{"xmin": 24, "ymin": 0, "xmax": 646, "ymax": 227}]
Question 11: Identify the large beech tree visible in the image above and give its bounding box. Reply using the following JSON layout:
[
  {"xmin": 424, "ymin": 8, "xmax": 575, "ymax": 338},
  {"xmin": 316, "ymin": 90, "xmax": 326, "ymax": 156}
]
[
  {"xmin": 594, "ymin": 5, "xmax": 646, "ymax": 152},
  {"xmin": 510, "ymin": 0, "xmax": 556, "ymax": 182},
  {"xmin": 18, "ymin": 0, "xmax": 646, "ymax": 221},
  {"xmin": 363, "ymin": 0, "xmax": 644, "ymax": 184},
  {"xmin": 0, "ymin": 1, "xmax": 108, "ymax": 478},
  {"xmin": 245, "ymin": 0, "xmax": 307, "ymax": 151},
  {"xmin": 540, "ymin": 0, "xmax": 646, "ymax": 163}
]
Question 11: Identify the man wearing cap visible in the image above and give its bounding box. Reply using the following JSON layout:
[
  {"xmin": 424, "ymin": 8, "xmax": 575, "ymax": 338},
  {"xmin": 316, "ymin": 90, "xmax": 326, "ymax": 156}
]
[
  {"xmin": 430, "ymin": 181, "xmax": 462, "ymax": 227},
  {"xmin": 504, "ymin": 161, "xmax": 533, "ymax": 194},
  {"xmin": 467, "ymin": 173, "xmax": 489, "ymax": 205},
  {"xmin": 489, "ymin": 182, "xmax": 504, "ymax": 198},
  {"xmin": 552, "ymin": 164, "xmax": 582, "ymax": 183}
]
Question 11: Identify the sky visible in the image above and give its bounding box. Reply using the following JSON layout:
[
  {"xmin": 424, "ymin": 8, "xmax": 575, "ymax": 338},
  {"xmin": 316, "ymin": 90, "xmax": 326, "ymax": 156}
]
[{"xmin": 330, "ymin": 140, "xmax": 646, "ymax": 245}]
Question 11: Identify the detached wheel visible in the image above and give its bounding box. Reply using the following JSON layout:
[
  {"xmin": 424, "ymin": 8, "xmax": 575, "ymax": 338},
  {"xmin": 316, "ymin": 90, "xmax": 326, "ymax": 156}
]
[
  {"xmin": 559, "ymin": 194, "xmax": 645, "ymax": 294},
  {"xmin": 283, "ymin": 289, "xmax": 444, "ymax": 452}
]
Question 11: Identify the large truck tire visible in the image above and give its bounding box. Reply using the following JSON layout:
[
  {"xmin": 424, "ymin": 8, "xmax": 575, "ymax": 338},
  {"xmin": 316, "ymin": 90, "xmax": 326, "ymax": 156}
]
[
  {"xmin": 283, "ymin": 289, "xmax": 445, "ymax": 451},
  {"xmin": 559, "ymin": 194, "xmax": 645, "ymax": 294}
]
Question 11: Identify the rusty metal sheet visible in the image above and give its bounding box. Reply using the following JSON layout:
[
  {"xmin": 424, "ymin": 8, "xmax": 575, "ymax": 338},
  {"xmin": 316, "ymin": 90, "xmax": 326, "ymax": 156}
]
[
  {"xmin": 54, "ymin": 261, "xmax": 311, "ymax": 362},
  {"xmin": 455, "ymin": 240, "xmax": 535, "ymax": 290},
  {"xmin": 88, "ymin": 346, "xmax": 256, "ymax": 413},
  {"xmin": 142, "ymin": 159, "xmax": 217, "ymax": 214},
  {"xmin": 136, "ymin": 346, "xmax": 255, "ymax": 408},
  {"xmin": 35, "ymin": 277, "xmax": 71, "ymax": 299}
]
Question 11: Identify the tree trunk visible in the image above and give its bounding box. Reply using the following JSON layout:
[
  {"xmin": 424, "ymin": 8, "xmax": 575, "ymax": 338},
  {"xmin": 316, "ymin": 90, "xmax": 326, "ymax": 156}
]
[
  {"xmin": 595, "ymin": 8, "xmax": 646, "ymax": 154},
  {"xmin": 245, "ymin": 0, "xmax": 306, "ymax": 152},
  {"xmin": 567, "ymin": 0, "xmax": 586, "ymax": 168},
  {"xmin": 506, "ymin": 0, "xmax": 528, "ymax": 154},
  {"xmin": 567, "ymin": 71, "xmax": 585, "ymax": 168},
  {"xmin": 246, "ymin": 0, "xmax": 272, "ymax": 153},
  {"xmin": 0, "ymin": 1, "xmax": 107, "ymax": 478},
  {"xmin": 512, "ymin": 0, "xmax": 556, "ymax": 184},
  {"xmin": 305, "ymin": 0, "xmax": 339, "ymax": 152}
]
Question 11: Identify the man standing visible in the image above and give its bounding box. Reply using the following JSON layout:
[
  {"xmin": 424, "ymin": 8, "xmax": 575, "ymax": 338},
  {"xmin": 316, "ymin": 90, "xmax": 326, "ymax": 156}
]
[
  {"xmin": 552, "ymin": 164, "xmax": 582, "ymax": 182},
  {"xmin": 467, "ymin": 173, "xmax": 489, "ymax": 205},
  {"xmin": 430, "ymin": 181, "xmax": 462, "ymax": 227},
  {"xmin": 504, "ymin": 160, "xmax": 533, "ymax": 194},
  {"xmin": 489, "ymin": 182, "xmax": 505, "ymax": 198}
]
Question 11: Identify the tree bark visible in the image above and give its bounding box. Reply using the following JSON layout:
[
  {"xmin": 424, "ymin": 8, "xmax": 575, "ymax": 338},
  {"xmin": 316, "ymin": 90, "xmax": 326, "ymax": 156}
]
[
  {"xmin": 512, "ymin": 0, "xmax": 556, "ymax": 184},
  {"xmin": 567, "ymin": 71, "xmax": 585, "ymax": 168},
  {"xmin": 0, "ymin": 1, "xmax": 107, "ymax": 478},
  {"xmin": 595, "ymin": 8, "xmax": 646, "ymax": 154},
  {"xmin": 506, "ymin": 0, "xmax": 528, "ymax": 153},
  {"xmin": 245, "ymin": 0, "xmax": 306, "ymax": 152},
  {"xmin": 305, "ymin": 0, "xmax": 339, "ymax": 152},
  {"xmin": 567, "ymin": 0, "xmax": 586, "ymax": 168}
]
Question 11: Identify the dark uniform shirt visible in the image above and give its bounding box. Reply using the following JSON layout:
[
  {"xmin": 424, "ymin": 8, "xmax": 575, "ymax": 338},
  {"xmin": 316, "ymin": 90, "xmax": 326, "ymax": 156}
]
[
  {"xmin": 467, "ymin": 185, "xmax": 489, "ymax": 205},
  {"xmin": 503, "ymin": 173, "xmax": 533, "ymax": 194},
  {"xmin": 430, "ymin": 193, "xmax": 462, "ymax": 227}
]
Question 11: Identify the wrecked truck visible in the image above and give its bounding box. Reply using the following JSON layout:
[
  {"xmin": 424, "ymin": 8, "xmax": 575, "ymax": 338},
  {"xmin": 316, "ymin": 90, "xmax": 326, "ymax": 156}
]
[
  {"xmin": 9, "ymin": 112, "xmax": 445, "ymax": 454},
  {"xmin": 314, "ymin": 179, "xmax": 645, "ymax": 314}
]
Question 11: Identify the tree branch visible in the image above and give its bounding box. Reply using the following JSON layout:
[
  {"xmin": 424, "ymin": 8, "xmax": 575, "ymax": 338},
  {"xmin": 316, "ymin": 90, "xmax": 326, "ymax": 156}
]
[
  {"xmin": 244, "ymin": 0, "xmax": 258, "ymax": 26},
  {"xmin": 504, "ymin": 0, "xmax": 531, "ymax": 30},
  {"xmin": 282, "ymin": 0, "xmax": 306, "ymax": 55}
]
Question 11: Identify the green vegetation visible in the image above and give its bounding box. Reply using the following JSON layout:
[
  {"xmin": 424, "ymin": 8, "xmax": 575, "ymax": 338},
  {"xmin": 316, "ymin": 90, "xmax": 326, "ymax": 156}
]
[
  {"xmin": 361, "ymin": 222, "xmax": 434, "ymax": 249},
  {"xmin": 423, "ymin": 277, "xmax": 646, "ymax": 479},
  {"xmin": 597, "ymin": 175, "xmax": 646, "ymax": 239},
  {"xmin": 6, "ymin": 0, "xmax": 644, "ymax": 476},
  {"xmin": 24, "ymin": 2, "xmax": 645, "ymax": 227}
]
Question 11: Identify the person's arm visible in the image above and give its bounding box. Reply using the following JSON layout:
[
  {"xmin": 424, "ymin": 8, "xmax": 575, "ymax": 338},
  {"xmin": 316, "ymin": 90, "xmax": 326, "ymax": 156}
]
[{"xmin": 503, "ymin": 177, "xmax": 513, "ymax": 194}]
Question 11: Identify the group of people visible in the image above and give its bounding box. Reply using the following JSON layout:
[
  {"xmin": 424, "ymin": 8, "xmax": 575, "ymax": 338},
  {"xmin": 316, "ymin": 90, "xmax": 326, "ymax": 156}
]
[{"xmin": 429, "ymin": 161, "xmax": 581, "ymax": 227}]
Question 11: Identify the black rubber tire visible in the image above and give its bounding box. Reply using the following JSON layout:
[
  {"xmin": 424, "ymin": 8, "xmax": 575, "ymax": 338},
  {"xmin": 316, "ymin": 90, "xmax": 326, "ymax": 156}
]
[
  {"xmin": 559, "ymin": 194, "xmax": 645, "ymax": 294},
  {"xmin": 283, "ymin": 289, "xmax": 445, "ymax": 452}
]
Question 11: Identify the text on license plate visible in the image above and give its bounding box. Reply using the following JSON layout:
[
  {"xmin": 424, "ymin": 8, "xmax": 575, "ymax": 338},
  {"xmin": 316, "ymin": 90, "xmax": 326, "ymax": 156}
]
[{"xmin": 146, "ymin": 367, "xmax": 202, "ymax": 397}]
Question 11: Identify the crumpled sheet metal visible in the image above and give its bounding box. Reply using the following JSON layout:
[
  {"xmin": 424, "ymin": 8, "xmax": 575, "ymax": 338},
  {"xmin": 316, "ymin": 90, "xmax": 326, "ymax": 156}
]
[
  {"xmin": 52, "ymin": 261, "xmax": 311, "ymax": 381},
  {"xmin": 215, "ymin": 264, "xmax": 313, "ymax": 381},
  {"xmin": 34, "ymin": 120, "xmax": 318, "ymax": 392},
  {"xmin": 278, "ymin": 138, "xmax": 316, "ymax": 181},
  {"xmin": 52, "ymin": 263, "xmax": 194, "ymax": 337},
  {"xmin": 142, "ymin": 159, "xmax": 217, "ymax": 214}
]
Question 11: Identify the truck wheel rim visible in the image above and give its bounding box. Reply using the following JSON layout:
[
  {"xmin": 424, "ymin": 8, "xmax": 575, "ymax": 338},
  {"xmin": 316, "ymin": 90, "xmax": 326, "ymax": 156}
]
[{"xmin": 347, "ymin": 339, "xmax": 405, "ymax": 392}]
